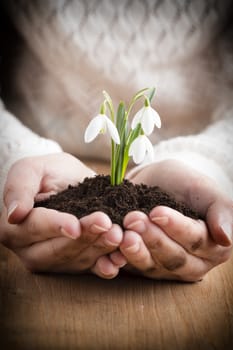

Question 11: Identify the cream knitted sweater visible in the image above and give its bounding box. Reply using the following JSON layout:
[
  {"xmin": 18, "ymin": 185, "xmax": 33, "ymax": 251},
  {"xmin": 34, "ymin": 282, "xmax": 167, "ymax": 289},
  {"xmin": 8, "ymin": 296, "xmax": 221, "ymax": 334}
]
[{"xmin": 1, "ymin": 0, "xmax": 233, "ymax": 210}]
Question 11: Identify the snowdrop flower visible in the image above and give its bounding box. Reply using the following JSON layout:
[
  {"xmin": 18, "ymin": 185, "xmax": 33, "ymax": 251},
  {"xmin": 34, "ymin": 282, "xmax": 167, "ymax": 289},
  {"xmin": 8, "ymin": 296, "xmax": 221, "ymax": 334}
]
[
  {"xmin": 84, "ymin": 88, "xmax": 161, "ymax": 185},
  {"xmin": 128, "ymin": 135, "xmax": 154, "ymax": 164},
  {"xmin": 131, "ymin": 105, "xmax": 161, "ymax": 135},
  {"xmin": 84, "ymin": 114, "xmax": 120, "ymax": 144}
]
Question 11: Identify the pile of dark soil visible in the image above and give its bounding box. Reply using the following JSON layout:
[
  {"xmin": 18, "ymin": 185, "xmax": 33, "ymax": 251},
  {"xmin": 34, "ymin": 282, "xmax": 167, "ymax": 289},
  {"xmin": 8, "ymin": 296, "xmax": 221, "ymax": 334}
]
[{"xmin": 35, "ymin": 175, "xmax": 199, "ymax": 227}]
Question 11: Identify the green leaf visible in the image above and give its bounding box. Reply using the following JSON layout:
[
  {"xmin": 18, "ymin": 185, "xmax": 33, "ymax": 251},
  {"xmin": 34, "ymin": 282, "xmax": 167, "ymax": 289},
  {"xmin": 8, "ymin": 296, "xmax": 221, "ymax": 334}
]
[
  {"xmin": 147, "ymin": 87, "xmax": 156, "ymax": 103},
  {"xmin": 116, "ymin": 102, "xmax": 126, "ymax": 133},
  {"xmin": 117, "ymin": 123, "xmax": 143, "ymax": 181},
  {"xmin": 132, "ymin": 87, "xmax": 149, "ymax": 101},
  {"xmin": 103, "ymin": 90, "xmax": 114, "ymax": 121},
  {"xmin": 114, "ymin": 102, "xmax": 127, "ymax": 184},
  {"xmin": 126, "ymin": 123, "xmax": 143, "ymax": 147}
]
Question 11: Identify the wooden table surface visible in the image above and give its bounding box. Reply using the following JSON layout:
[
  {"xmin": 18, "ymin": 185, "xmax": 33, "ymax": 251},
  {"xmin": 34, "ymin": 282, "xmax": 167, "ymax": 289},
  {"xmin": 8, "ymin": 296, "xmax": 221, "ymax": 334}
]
[{"xmin": 1, "ymin": 161, "xmax": 233, "ymax": 350}]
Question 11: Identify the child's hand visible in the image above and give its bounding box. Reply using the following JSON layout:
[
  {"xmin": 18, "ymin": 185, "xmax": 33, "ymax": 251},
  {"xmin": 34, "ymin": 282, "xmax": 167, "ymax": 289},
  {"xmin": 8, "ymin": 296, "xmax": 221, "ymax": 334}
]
[
  {"xmin": 0, "ymin": 153, "xmax": 125, "ymax": 278},
  {"xmin": 114, "ymin": 159, "xmax": 233, "ymax": 281}
]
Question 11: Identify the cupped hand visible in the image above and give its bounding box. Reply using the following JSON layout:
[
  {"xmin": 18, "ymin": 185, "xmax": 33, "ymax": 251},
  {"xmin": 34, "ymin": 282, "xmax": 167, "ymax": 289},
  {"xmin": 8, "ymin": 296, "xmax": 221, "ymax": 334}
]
[
  {"xmin": 0, "ymin": 153, "xmax": 126, "ymax": 278},
  {"xmin": 3, "ymin": 152, "xmax": 95, "ymax": 224},
  {"xmin": 113, "ymin": 159, "xmax": 233, "ymax": 281}
]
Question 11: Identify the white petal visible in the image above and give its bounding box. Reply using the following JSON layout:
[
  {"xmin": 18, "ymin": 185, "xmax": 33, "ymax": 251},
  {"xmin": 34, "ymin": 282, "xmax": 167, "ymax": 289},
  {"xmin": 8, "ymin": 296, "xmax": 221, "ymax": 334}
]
[
  {"xmin": 105, "ymin": 117, "xmax": 120, "ymax": 144},
  {"xmin": 151, "ymin": 108, "xmax": 161, "ymax": 129},
  {"xmin": 141, "ymin": 107, "xmax": 155, "ymax": 135},
  {"xmin": 84, "ymin": 115, "xmax": 105, "ymax": 143},
  {"xmin": 128, "ymin": 136, "xmax": 146, "ymax": 164},
  {"xmin": 131, "ymin": 108, "xmax": 144, "ymax": 129},
  {"xmin": 144, "ymin": 136, "xmax": 154, "ymax": 161},
  {"xmin": 141, "ymin": 107, "xmax": 161, "ymax": 135}
]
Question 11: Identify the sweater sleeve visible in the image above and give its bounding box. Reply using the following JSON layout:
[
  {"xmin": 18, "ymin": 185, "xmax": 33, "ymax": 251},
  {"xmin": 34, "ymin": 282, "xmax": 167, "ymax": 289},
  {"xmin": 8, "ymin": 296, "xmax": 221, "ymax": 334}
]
[
  {"xmin": 0, "ymin": 100, "xmax": 62, "ymax": 211},
  {"xmin": 128, "ymin": 110, "xmax": 233, "ymax": 198}
]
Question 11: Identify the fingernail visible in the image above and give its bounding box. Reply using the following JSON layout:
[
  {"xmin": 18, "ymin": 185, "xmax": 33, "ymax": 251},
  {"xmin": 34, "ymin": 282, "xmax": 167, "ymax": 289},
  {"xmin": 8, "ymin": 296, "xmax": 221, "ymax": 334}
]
[
  {"xmin": 104, "ymin": 238, "xmax": 119, "ymax": 247},
  {"xmin": 7, "ymin": 201, "xmax": 18, "ymax": 220},
  {"xmin": 220, "ymin": 222, "xmax": 232, "ymax": 243},
  {"xmin": 116, "ymin": 260, "xmax": 127, "ymax": 268},
  {"xmin": 116, "ymin": 255, "xmax": 127, "ymax": 267},
  {"xmin": 110, "ymin": 252, "xmax": 127, "ymax": 267},
  {"xmin": 60, "ymin": 227, "xmax": 77, "ymax": 240},
  {"xmin": 127, "ymin": 220, "xmax": 146, "ymax": 232},
  {"xmin": 91, "ymin": 224, "xmax": 108, "ymax": 234},
  {"xmin": 125, "ymin": 242, "xmax": 140, "ymax": 254},
  {"xmin": 151, "ymin": 216, "xmax": 169, "ymax": 226}
]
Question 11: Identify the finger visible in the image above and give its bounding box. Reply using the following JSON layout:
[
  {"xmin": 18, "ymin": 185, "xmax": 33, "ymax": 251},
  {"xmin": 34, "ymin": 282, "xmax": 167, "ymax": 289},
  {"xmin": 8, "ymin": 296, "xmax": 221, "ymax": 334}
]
[
  {"xmin": 79, "ymin": 223, "xmax": 123, "ymax": 262},
  {"xmin": 79, "ymin": 211, "xmax": 112, "ymax": 245},
  {"xmin": 1, "ymin": 207, "xmax": 81, "ymax": 249},
  {"xmin": 18, "ymin": 229, "xmax": 102, "ymax": 273},
  {"xmin": 130, "ymin": 160, "xmax": 233, "ymax": 247},
  {"xmin": 124, "ymin": 212, "xmax": 187, "ymax": 271},
  {"xmin": 109, "ymin": 250, "xmax": 127, "ymax": 268},
  {"xmin": 4, "ymin": 159, "xmax": 42, "ymax": 224},
  {"xmin": 62, "ymin": 224, "xmax": 124, "ymax": 271},
  {"xmin": 91, "ymin": 256, "xmax": 120, "ymax": 279},
  {"xmin": 19, "ymin": 235, "xmax": 112, "ymax": 273},
  {"xmin": 120, "ymin": 230, "xmax": 155, "ymax": 271},
  {"xmin": 124, "ymin": 212, "xmax": 211, "ymax": 282},
  {"xmin": 186, "ymin": 176, "xmax": 233, "ymax": 246},
  {"xmin": 206, "ymin": 199, "xmax": 233, "ymax": 246},
  {"xmin": 148, "ymin": 206, "xmax": 215, "ymax": 256},
  {"xmin": 18, "ymin": 236, "xmax": 74, "ymax": 272},
  {"xmin": 17, "ymin": 214, "xmax": 117, "ymax": 272},
  {"xmin": 148, "ymin": 207, "xmax": 231, "ymax": 263}
]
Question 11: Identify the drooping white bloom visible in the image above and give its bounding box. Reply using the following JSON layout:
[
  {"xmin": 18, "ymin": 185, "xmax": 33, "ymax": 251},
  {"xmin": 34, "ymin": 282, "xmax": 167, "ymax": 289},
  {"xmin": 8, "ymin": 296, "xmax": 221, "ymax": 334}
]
[
  {"xmin": 131, "ymin": 105, "xmax": 161, "ymax": 135},
  {"xmin": 128, "ymin": 135, "xmax": 154, "ymax": 164},
  {"xmin": 84, "ymin": 114, "xmax": 120, "ymax": 144}
]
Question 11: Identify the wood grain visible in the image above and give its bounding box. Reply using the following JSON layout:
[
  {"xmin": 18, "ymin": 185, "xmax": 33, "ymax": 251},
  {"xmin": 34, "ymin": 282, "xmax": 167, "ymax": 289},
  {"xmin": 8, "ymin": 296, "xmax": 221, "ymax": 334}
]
[
  {"xmin": 1, "ymin": 161, "xmax": 233, "ymax": 350},
  {"xmin": 1, "ymin": 245, "xmax": 233, "ymax": 350}
]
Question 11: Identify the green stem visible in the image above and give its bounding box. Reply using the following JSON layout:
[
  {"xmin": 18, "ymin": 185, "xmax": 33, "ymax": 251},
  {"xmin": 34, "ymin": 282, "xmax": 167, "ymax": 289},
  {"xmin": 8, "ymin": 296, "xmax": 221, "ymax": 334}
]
[
  {"xmin": 103, "ymin": 95, "xmax": 116, "ymax": 185},
  {"xmin": 107, "ymin": 88, "xmax": 155, "ymax": 185},
  {"xmin": 111, "ymin": 140, "xmax": 116, "ymax": 185}
]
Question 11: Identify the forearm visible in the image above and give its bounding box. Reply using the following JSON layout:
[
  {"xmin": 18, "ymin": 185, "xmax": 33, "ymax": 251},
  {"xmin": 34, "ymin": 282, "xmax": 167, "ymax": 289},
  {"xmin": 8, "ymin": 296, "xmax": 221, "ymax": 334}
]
[{"xmin": 0, "ymin": 101, "xmax": 62, "ymax": 211}]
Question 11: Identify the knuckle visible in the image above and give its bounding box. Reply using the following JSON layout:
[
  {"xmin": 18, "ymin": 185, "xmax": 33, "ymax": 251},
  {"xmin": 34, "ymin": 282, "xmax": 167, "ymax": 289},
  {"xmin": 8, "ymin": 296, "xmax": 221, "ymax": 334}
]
[
  {"xmin": 93, "ymin": 238, "xmax": 119, "ymax": 250},
  {"xmin": 147, "ymin": 237, "xmax": 163, "ymax": 251},
  {"xmin": 133, "ymin": 256, "xmax": 146, "ymax": 264},
  {"xmin": 80, "ymin": 234, "xmax": 93, "ymax": 245},
  {"xmin": 76, "ymin": 257, "xmax": 92, "ymax": 270},
  {"xmin": 163, "ymin": 253, "xmax": 186, "ymax": 271},
  {"xmin": 189, "ymin": 235, "xmax": 203, "ymax": 252},
  {"xmin": 93, "ymin": 240, "xmax": 108, "ymax": 250},
  {"xmin": 145, "ymin": 266, "xmax": 161, "ymax": 278},
  {"xmin": 48, "ymin": 240, "xmax": 73, "ymax": 264},
  {"xmin": 127, "ymin": 251, "xmax": 144, "ymax": 264}
]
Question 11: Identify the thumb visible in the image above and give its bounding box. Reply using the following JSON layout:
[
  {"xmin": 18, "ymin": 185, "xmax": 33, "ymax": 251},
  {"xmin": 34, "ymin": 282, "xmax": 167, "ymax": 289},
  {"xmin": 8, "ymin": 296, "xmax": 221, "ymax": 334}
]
[
  {"xmin": 4, "ymin": 160, "xmax": 42, "ymax": 224},
  {"xmin": 206, "ymin": 199, "xmax": 233, "ymax": 247}
]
